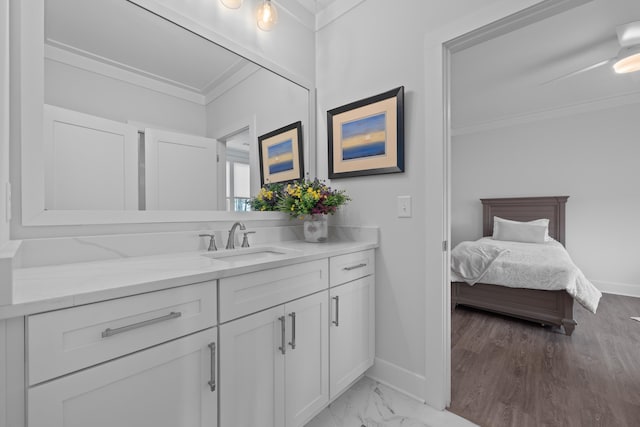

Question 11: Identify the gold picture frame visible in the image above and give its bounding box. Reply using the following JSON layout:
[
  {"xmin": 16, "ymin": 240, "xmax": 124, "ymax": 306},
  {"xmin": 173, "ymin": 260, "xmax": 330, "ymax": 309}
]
[
  {"xmin": 327, "ymin": 86, "xmax": 404, "ymax": 179},
  {"xmin": 258, "ymin": 121, "xmax": 304, "ymax": 185}
]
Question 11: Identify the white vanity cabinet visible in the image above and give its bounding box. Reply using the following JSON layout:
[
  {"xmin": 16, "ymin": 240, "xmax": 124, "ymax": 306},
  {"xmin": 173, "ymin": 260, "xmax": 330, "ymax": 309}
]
[
  {"xmin": 26, "ymin": 281, "xmax": 218, "ymax": 427},
  {"xmin": 328, "ymin": 250, "xmax": 375, "ymax": 400},
  {"xmin": 219, "ymin": 260, "xmax": 330, "ymax": 427},
  {"xmin": 28, "ymin": 328, "xmax": 218, "ymax": 427}
]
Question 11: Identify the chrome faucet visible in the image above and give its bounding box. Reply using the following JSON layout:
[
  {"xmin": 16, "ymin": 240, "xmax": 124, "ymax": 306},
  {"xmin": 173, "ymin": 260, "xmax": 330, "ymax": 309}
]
[
  {"xmin": 199, "ymin": 234, "xmax": 217, "ymax": 251},
  {"xmin": 226, "ymin": 222, "xmax": 246, "ymax": 249}
]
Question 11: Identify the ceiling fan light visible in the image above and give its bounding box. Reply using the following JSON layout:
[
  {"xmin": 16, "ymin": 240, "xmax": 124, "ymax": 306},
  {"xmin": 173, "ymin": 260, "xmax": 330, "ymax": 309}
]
[
  {"xmin": 613, "ymin": 46, "xmax": 640, "ymax": 74},
  {"xmin": 220, "ymin": 0, "xmax": 243, "ymax": 9}
]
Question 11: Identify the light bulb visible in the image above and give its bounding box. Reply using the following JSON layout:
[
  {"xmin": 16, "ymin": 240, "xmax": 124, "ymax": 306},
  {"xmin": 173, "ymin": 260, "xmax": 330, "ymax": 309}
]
[
  {"xmin": 220, "ymin": 0, "xmax": 242, "ymax": 9},
  {"xmin": 613, "ymin": 46, "xmax": 640, "ymax": 74},
  {"xmin": 256, "ymin": 0, "xmax": 277, "ymax": 31}
]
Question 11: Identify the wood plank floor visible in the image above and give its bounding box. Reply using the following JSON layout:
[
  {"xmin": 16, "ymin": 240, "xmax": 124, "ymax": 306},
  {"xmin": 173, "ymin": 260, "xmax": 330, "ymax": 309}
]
[{"xmin": 449, "ymin": 293, "xmax": 640, "ymax": 427}]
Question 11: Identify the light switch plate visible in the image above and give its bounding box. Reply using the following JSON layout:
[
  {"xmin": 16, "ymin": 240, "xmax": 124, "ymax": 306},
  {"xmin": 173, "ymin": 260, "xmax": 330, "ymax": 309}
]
[{"xmin": 397, "ymin": 195, "xmax": 412, "ymax": 218}]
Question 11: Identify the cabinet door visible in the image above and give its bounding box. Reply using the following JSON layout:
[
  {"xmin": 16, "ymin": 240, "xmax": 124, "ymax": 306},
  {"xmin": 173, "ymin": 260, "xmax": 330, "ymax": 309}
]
[
  {"xmin": 28, "ymin": 328, "xmax": 218, "ymax": 427},
  {"xmin": 329, "ymin": 276, "xmax": 375, "ymax": 400},
  {"xmin": 284, "ymin": 291, "xmax": 329, "ymax": 427},
  {"xmin": 219, "ymin": 305, "xmax": 285, "ymax": 427}
]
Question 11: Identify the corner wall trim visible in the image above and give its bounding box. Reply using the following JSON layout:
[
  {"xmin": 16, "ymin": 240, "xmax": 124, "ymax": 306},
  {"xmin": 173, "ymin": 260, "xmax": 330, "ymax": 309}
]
[{"xmin": 366, "ymin": 357, "xmax": 427, "ymax": 404}]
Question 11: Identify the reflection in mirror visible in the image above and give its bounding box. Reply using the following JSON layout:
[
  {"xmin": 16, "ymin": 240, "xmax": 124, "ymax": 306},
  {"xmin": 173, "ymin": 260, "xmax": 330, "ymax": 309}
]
[{"xmin": 43, "ymin": 0, "xmax": 309, "ymax": 212}]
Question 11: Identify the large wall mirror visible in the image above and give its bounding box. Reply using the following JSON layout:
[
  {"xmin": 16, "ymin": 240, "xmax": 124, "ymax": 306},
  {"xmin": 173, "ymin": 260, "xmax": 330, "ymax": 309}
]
[{"xmin": 19, "ymin": 0, "xmax": 313, "ymax": 225}]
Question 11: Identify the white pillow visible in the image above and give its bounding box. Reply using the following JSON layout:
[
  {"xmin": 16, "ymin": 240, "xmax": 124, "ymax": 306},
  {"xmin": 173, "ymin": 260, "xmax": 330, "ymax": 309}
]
[{"xmin": 492, "ymin": 216, "xmax": 550, "ymax": 243}]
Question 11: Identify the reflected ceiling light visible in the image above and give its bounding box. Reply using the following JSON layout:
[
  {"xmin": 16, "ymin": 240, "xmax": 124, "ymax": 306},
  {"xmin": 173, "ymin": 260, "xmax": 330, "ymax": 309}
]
[
  {"xmin": 220, "ymin": 0, "xmax": 243, "ymax": 9},
  {"xmin": 613, "ymin": 45, "xmax": 640, "ymax": 74},
  {"xmin": 256, "ymin": 0, "xmax": 277, "ymax": 31}
]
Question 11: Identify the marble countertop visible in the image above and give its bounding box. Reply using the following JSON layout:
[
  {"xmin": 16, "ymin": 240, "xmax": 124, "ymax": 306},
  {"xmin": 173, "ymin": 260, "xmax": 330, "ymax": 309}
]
[{"xmin": 0, "ymin": 239, "xmax": 377, "ymax": 320}]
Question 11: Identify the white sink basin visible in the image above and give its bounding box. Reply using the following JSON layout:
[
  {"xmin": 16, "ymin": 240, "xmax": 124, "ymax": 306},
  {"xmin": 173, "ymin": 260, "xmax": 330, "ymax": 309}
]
[{"xmin": 200, "ymin": 246, "xmax": 298, "ymax": 263}]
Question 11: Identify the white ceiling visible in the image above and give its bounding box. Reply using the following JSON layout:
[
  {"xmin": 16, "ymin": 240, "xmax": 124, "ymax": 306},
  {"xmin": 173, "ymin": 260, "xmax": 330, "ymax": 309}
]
[
  {"xmin": 295, "ymin": 0, "xmax": 339, "ymax": 14},
  {"xmin": 452, "ymin": 0, "xmax": 640, "ymax": 131}
]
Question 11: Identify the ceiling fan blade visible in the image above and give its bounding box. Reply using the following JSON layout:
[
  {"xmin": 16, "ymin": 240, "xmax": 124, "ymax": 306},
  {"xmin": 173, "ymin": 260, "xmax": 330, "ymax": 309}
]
[
  {"xmin": 617, "ymin": 21, "xmax": 640, "ymax": 47},
  {"xmin": 540, "ymin": 57, "xmax": 615, "ymax": 85}
]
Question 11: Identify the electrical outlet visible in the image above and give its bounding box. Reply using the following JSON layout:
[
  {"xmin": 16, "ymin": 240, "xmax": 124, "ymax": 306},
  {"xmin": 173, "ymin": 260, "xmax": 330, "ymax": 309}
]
[{"xmin": 397, "ymin": 195, "xmax": 412, "ymax": 218}]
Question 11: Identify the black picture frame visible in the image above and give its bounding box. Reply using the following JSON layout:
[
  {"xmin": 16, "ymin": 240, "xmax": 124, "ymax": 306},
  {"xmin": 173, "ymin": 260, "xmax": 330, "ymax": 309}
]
[
  {"xmin": 257, "ymin": 121, "xmax": 304, "ymax": 186},
  {"xmin": 327, "ymin": 86, "xmax": 404, "ymax": 179}
]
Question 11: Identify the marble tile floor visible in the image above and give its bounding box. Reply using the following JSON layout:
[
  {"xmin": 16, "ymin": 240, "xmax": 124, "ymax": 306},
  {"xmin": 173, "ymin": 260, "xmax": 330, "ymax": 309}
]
[{"xmin": 305, "ymin": 377, "xmax": 477, "ymax": 427}]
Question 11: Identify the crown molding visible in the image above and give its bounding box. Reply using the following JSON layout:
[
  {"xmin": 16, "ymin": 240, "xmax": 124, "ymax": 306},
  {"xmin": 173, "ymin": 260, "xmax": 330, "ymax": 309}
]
[
  {"xmin": 275, "ymin": 0, "xmax": 316, "ymax": 31},
  {"xmin": 45, "ymin": 41, "xmax": 206, "ymax": 105},
  {"xmin": 452, "ymin": 90, "xmax": 640, "ymax": 136},
  {"xmin": 316, "ymin": 0, "xmax": 366, "ymax": 30},
  {"xmin": 204, "ymin": 62, "xmax": 261, "ymax": 105}
]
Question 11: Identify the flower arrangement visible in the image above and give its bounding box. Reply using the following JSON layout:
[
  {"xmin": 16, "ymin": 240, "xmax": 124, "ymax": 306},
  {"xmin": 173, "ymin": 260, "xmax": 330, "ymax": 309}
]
[
  {"xmin": 279, "ymin": 178, "xmax": 350, "ymax": 218},
  {"xmin": 247, "ymin": 182, "xmax": 284, "ymax": 212},
  {"xmin": 248, "ymin": 178, "xmax": 350, "ymax": 218}
]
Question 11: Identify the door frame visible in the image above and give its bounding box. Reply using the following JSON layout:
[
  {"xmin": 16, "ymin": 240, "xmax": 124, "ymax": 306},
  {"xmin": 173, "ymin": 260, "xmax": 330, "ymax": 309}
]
[{"xmin": 424, "ymin": 0, "xmax": 593, "ymax": 409}]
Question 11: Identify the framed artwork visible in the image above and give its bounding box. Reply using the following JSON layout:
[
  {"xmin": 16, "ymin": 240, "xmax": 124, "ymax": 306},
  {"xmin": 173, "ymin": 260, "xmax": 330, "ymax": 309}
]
[
  {"xmin": 258, "ymin": 121, "xmax": 304, "ymax": 185},
  {"xmin": 327, "ymin": 86, "xmax": 404, "ymax": 179}
]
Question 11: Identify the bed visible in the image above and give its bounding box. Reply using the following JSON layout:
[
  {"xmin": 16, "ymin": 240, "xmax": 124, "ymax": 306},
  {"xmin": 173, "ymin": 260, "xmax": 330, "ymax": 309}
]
[{"xmin": 451, "ymin": 196, "xmax": 583, "ymax": 335}]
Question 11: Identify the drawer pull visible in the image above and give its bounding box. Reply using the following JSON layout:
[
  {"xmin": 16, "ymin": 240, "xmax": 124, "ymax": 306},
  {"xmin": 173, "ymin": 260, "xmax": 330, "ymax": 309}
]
[
  {"xmin": 208, "ymin": 342, "xmax": 216, "ymax": 392},
  {"xmin": 332, "ymin": 296, "xmax": 340, "ymax": 327},
  {"xmin": 288, "ymin": 312, "xmax": 296, "ymax": 350},
  {"xmin": 343, "ymin": 263, "xmax": 367, "ymax": 271},
  {"xmin": 101, "ymin": 311, "xmax": 182, "ymax": 338},
  {"xmin": 278, "ymin": 316, "xmax": 286, "ymax": 355}
]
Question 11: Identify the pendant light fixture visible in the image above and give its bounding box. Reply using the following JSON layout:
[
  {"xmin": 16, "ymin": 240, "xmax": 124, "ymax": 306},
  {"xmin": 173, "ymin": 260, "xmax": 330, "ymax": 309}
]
[
  {"xmin": 256, "ymin": 0, "xmax": 277, "ymax": 31},
  {"xmin": 220, "ymin": 0, "xmax": 243, "ymax": 9}
]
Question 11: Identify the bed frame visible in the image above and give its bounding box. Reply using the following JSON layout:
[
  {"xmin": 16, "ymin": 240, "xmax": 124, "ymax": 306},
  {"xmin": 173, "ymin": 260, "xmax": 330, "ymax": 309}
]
[{"xmin": 451, "ymin": 196, "xmax": 577, "ymax": 336}]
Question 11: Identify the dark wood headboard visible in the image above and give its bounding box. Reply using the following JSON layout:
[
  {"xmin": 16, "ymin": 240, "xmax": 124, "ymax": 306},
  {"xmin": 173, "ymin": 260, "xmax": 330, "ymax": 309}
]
[{"xmin": 481, "ymin": 196, "xmax": 569, "ymax": 246}]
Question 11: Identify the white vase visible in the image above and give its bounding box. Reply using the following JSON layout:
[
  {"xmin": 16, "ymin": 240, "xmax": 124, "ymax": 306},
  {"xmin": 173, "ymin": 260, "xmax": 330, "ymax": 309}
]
[{"xmin": 303, "ymin": 215, "xmax": 328, "ymax": 243}]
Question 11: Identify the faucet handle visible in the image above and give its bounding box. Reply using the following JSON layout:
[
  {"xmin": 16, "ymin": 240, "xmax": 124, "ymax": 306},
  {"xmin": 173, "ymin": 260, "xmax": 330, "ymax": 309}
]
[
  {"xmin": 241, "ymin": 231, "xmax": 256, "ymax": 248},
  {"xmin": 199, "ymin": 234, "xmax": 217, "ymax": 251}
]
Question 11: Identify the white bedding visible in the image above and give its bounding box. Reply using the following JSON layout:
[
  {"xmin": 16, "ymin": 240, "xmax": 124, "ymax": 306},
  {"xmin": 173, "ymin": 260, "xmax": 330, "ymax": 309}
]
[{"xmin": 451, "ymin": 237, "xmax": 602, "ymax": 313}]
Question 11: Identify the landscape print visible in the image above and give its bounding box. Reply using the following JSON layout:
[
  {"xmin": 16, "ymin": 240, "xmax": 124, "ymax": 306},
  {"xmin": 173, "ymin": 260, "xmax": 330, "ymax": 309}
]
[
  {"xmin": 341, "ymin": 112, "xmax": 387, "ymax": 161},
  {"xmin": 267, "ymin": 139, "xmax": 294, "ymax": 174}
]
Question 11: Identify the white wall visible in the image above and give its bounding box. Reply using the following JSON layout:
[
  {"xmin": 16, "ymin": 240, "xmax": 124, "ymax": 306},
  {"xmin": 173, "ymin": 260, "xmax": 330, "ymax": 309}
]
[
  {"xmin": 206, "ymin": 68, "xmax": 309, "ymax": 197},
  {"xmin": 45, "ymin": 59, "xmax": 207, "ymax": 136},
  {"xmin": 452, "ymin": 103, "xmax": 640, "ymax": 296},
  {"xmin": 316, "ymin": 0, "xmax": 524, "ymax": 404}
]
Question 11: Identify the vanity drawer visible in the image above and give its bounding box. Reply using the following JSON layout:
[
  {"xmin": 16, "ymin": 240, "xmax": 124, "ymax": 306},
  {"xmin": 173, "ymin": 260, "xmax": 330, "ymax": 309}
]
[
  {"xmin": 27, "ymin": 280, "xmax": 217, "ymax": 385},
  {"xmin": 219, "ymin": 259, "xmax": 328, "ymax": 322},
  {"xmin": 329, "ymin": 250, "xmax": 375, "ymax": 287}
]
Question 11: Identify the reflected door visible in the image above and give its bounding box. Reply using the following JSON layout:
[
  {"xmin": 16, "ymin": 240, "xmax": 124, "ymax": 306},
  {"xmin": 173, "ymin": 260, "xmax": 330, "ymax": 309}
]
[
  {"xmin": 144, "ymin": 128, "xmax": 218, "ymax": 210},
  {"xmin": 43, "ymin": 105, "xmax": 138, "ymax": 210}
]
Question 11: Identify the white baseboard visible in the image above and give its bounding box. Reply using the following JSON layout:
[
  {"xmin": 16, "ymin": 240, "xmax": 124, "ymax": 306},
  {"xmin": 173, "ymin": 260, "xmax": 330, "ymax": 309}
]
[
  {"xmin": 365, "ymin": 357, "xmax": 427, "ymax": 404},
  {"xmin": 592, "ymin": 280, "xmax": 640, "ymax": 298}
]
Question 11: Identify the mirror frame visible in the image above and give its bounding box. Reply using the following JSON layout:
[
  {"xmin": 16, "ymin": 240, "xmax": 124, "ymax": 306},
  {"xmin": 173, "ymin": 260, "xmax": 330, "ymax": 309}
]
[{"xmin": 18, "ymin": 0, "xmax": 316, "ymax": 225}]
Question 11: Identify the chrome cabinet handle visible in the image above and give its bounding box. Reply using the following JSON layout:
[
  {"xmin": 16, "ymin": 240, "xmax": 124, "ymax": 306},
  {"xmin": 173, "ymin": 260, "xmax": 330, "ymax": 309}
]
[
  {"xmin": 208, "ymin": 342, "xmax": 216, "ymax": 392},
  {"xmin": 278, "ymin": 316, "xmax": 286, "ymax": 355},
  {"xmin": 343, "ymin": 263, "xmax": 367, "ymax": 271},
  {"xmin": 332, "ymin": 296, "xmax": 339, "ymax": 327},
  {"xmin": 288, "ymin": 312, "xmax": 296, "ymax": 350},
  {"xmin": 101, "ymin": 311, "xmax": 182, "ymax": 338}
]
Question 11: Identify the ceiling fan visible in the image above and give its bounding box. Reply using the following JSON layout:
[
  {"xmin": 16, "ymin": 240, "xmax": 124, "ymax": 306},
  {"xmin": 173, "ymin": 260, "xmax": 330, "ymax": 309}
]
[{"xmin": 543, "ymin": 20, "xmax": 640, "ymax": 84}]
